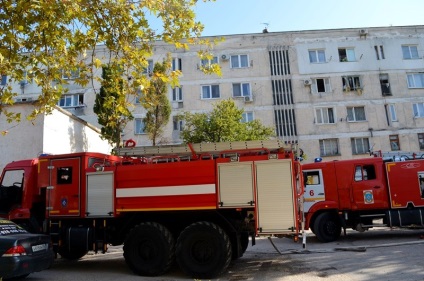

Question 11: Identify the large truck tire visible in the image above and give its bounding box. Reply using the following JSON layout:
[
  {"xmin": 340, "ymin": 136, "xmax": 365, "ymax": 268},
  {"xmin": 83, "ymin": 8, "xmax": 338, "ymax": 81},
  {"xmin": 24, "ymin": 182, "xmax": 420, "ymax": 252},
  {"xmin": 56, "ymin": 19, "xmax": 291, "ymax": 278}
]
[
  {"xmin": 176, "ymin": 221, "xmax": 232, "ymax": 279},
  {"xmin": 123, "ymin": 222, "xmax": 175, "ymax": 276},
  {"xmin": 313, "ymin": 212, "xmax": 341, "ymax": 242}
]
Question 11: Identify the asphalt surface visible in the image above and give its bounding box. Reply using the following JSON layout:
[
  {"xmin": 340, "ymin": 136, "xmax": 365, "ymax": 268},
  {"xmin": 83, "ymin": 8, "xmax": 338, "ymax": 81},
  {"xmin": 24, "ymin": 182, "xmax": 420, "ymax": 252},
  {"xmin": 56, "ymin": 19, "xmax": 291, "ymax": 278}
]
[{"xmin": 26, "ymin": 228, "xmax": 424, "ymax": 281}]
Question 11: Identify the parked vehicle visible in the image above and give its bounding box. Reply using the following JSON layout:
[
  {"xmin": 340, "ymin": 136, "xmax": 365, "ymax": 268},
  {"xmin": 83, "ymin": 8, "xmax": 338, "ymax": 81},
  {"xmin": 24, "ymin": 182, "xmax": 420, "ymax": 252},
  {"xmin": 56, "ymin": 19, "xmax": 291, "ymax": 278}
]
[
  {"xmin": 0, "ymin": 219, "xmax": 54, "ymax": 280},
  {"xmin": 302, "ymin": 152, "xmax": 424, "ymax": 242},
  {"xmin": 0, "ymin": 140, "xmax": 302, "ymax": 279}
]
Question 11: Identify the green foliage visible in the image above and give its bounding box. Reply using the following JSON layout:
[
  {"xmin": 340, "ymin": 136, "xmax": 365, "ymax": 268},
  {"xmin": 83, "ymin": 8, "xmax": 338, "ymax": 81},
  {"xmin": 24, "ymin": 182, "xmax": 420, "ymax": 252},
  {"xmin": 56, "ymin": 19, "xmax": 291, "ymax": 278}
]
[
  {"xmin": 0, "ymin": 0, "xmax": 219, "ymax": 128},
  {"xmin": 94, "ymin": 65, "xmax": 133, "ymax": 148},
  {"xmin": 142, "ymin": 60, "xmax": 172, "ymax": 145},
  {"xmin": 178, "ymin": 99, "xmax": 275, "ymax": 143}
]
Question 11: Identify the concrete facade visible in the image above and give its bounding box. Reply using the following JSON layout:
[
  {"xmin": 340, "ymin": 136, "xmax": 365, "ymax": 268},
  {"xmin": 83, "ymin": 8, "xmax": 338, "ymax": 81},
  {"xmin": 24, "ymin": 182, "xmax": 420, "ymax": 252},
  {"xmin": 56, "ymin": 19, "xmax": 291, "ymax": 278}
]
[
  {"xmin": 0, "ymin": 103, "xmax": 112, "ymax": 171},
  {"xmin": 5, "ymin": 25, "xmax": 424, "ymax": 163}
]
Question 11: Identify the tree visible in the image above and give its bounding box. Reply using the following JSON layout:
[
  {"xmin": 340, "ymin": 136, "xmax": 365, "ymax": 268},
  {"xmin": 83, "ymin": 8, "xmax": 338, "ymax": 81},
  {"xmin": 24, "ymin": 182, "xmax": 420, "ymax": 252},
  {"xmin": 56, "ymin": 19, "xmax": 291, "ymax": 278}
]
[
  {"xmin": 0, "ymin": 0, "xmax": 219, "ymax": 130},
  {"xmin": 142, "ymin": 60, "xmax": 172, "ymax": 145},
  {"xmin": 178, "ymin": 99, "xmax": 275, "ymax": 143},
  {"xmin": 94, "ymin": 65, "xmax": 133, "ymax": 149}
]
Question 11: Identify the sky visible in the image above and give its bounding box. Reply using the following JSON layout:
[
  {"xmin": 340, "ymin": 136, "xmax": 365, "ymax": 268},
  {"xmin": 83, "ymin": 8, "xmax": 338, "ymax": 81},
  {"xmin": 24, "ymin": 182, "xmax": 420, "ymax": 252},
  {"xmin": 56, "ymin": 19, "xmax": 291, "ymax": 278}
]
[{"xmin": 193, "ymin": 0, "xmax": 424, "ymax": 36}]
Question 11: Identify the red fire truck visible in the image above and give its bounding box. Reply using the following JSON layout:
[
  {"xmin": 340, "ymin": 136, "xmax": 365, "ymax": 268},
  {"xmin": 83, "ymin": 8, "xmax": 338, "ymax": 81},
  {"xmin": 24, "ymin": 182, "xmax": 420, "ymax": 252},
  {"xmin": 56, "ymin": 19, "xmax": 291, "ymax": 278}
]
[
  {"xmin": 302, "ymin": 152, "xmax": 424, "ymax": 243},
  {"xmin": 0, "ymin": 140, "xmax": 302, "ymax": 279}
]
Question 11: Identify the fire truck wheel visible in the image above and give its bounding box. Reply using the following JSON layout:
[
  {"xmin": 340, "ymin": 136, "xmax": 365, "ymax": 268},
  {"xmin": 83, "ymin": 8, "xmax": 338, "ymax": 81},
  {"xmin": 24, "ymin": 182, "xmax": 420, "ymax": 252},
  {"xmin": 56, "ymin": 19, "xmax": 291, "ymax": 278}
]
[
  {"xmin": 313, "ymin": 212, "xmax": 341, "ymax": 243},
  {"xmin": 176, "ymin": 221, "xmax": 232, "ymax": 279},
  {"xmin": 123, "ymin": 222, "xmax": 175, "ymax": 276}
]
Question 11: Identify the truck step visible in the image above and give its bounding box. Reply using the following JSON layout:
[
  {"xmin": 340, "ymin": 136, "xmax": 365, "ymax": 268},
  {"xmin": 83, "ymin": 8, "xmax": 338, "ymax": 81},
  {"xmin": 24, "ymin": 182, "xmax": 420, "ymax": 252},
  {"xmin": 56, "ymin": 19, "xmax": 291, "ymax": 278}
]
[{"xmin": 360, "ymin": 214, "xmax": 386, "ymax": 218}]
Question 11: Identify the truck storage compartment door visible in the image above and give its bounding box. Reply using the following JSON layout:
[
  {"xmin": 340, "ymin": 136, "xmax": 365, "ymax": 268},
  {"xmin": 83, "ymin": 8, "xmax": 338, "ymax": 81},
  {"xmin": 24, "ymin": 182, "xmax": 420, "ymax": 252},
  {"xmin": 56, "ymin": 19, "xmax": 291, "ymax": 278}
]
[
  {"xmin": 217, "ymin": 162, "xmax": 254, "ymax": 208},
  {"xmin": 47, "ymin": 158, "xmax": 81, "ymax": 217},
  {"xmin": 255, "ymin": 159, "xmax": 296, "ymax": 234},
  {"xmin": 86, "ymin": 172, "xmax": 114, "ymax": 217}
]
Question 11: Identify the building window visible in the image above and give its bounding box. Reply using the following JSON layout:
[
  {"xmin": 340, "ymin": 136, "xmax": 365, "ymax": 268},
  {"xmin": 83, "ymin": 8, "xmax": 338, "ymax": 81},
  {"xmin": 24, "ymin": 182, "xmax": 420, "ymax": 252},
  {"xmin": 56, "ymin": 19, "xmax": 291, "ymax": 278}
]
[
  {"xmin": 172, "ymin": 87, "xmax": 183, "ymax": 101},
  {"xmin": 172, "ymin": 58, "xmax": 182, "ymax": 71},
  {"xmin": 58, "ymin": 94, "xmax": 84, "ymax": 108},
  {"xmin": 143, "ymin": 60, "xmax": 154, "ymax": 75},
  {"xmin": 201, "ymin": 85, "xmax": 220, "ymax": 99},
  {"xmin": 319, "ymin": 139, "xmax": 339, "ymax": 156},
  {"xmin": 413, "ymin": 103, "xmax": 424, "ymax": 118},
  {"xmin": 338, "ymin": 48, "xmax": 356, "ymax": 62},
  {"xmin": 418, "ymin": 133, "xmax": 424, "ymax": 150},
  {"xmin": 241, "ymin": 112, "xmax": 254, "ymax": 123},
  {"xmin": 62, "ymin": 68, "xmax": 80, "ymax": 80},
  {"xmin": 389, "ymin": 135, "xmax": 400, "ymax": 151},
  {"xmin": 351, "ymin": 138, "xmax": 370, "ymax": 155},
  {"xmin": 342, "ymin": 76, "xmax": 361, "ymax": 91},
  {"xmin": 380, "ymin": 74, "xmax": 391, "ymax": 96},
  {"xmin": 173, "ymin": 116, "xmax": 183, "ymax": 131},
  {"xmin": 374, "ymin": 45, "xmax": 385, "ymax": 60},
  {"xmin": 402, "ymin": 45, "xmax": 419, "ymax": 59},
  {"xmin": 407, "ymin": 73, "xmax": 424, "ymax": 88},
  {"xmin": 134, "ymin": 118, "xmax": 145, "ymax": 134},
  {"xmin": 347, "ymin": 106, "xmax": 366, "ymax": 122},
  {"xmin": 315, "ymin": 107, "xmax": 335, "ymax": 124},
  {"xmin": 1, "ymin": 74, "xmax": 7, "ymax": 86},
  {"xmin": 308, "ymin": 49, "xmax": 326, "ymax": 63},
  {"xmin": 230, "ymin": 55, "xmax": 249, "ymax": 68},
  {"xmin": 201, "ymin": 56, "xmax": 218, "ymax": 67},
  {"xmin": 385, "ymin": 104, "xmax": 397, "ymax": 124},
  {"xmin": 232, "ymin": 83, "xmax": 251, "ymax": 97},
  {"xmin": 312, "ymin": 78, "xmax": 331, "ymax": 93}
]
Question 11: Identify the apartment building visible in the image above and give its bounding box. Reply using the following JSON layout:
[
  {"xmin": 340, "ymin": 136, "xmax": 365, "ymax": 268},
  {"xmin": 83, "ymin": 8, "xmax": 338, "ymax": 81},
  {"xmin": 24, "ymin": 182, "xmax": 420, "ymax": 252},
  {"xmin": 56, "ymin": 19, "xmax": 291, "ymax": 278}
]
[{"xmin": 5, "ymin": 25, "xmax": 424, "ymax": 162}]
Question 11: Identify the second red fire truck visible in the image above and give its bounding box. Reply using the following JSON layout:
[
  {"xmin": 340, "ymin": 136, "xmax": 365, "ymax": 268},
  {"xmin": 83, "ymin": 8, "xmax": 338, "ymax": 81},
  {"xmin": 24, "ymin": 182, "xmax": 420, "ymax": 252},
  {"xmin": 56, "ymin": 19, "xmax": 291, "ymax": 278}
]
[{"xmin": 302, "ymin": 152, "xmax": 424, "ymax": 242}]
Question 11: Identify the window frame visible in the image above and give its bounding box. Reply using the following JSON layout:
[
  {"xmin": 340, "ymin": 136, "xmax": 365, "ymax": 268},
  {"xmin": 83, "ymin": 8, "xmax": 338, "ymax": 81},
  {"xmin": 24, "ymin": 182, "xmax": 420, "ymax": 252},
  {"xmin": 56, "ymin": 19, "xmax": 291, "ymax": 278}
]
[
  {"xmin": 241, "ymin": 112, "xmax": 254, "ymax": 123},
  {"xmin": 407, "ymin": 73, "xmax": 424, "ymax": 88},
  {"xmin": 173, "ymin": 116, "xmax": 183, "ymax": 131},
  {"xmin": 142, "ymin": 60, "xmax": 154, "ymax": 74},
  {"xmin": 319, "ymin": 138, "xmax": 339, "ymax": 157},
  {"xmin": 172, "ymin": 86, "xmax": 183, "ymax": 102},
  {"xmin": 342, "ymin": 76, "xmax": 362, "ymax": 91},
  {"xmin": 418, "ymin": 133, "xmax": 424, "ymax": 150},
  {"xmin": 315, "ymin": 107, "xmax": 335, "ymax": 124},
  {"xmin": 389, "ymin": 135, "xmax": 400, "ymax": 151},
  {"xmin": 311, "ymin": 78, "xmax": 331, "ymax": 93},
  {"xmin": 58, "ymin": 93, "xmax": 84, "ymax": 108},
  {"xmin": 402, "ymin": 45, "xmax": 419, "ymax": 60},
  {"xmin": 338, "ymin": 47, "xmax": 356, "ymax": 62},
  {"xmin": 172, "ymin": 58, "xmax": 182, "ymax": 71},
  {"xmin": 413, "ymin": 102, "xmax": 424, "ymax": 118},
  {"xmin": 308, "ymin": 49, "xmax": 326, "ymax": 63},
  {"xmin": 201, "ymin": 56, "xmax": 218, "ymax": 67},
  {"xmin": 201, "ymin": 84, "xmax": 220, "ymax": 99},
  {"xmin": 230, "ymin": 54, "xmax": 249, "ymax": 69},
  {"xmin": 347, "ymin": 106, "xmax": 366, "ymax": 122},
  {"xmin": 232, "ymin": 83, "xmax": 251, "ymax": 97},
  {"xmin": 351, "ymin": 137, "xmax": 370, "ymax": 155},
  {"xmin": 134, "ymin": 118, "xmax": 146, "ymax": 135}
]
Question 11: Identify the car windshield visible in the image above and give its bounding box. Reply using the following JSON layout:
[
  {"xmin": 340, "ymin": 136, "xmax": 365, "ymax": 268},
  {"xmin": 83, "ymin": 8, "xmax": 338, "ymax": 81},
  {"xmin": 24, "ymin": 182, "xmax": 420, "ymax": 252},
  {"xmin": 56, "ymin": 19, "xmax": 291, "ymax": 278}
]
[{"xmin": 0, "ymin": 220, "xmax": 27, "ymax": 236}]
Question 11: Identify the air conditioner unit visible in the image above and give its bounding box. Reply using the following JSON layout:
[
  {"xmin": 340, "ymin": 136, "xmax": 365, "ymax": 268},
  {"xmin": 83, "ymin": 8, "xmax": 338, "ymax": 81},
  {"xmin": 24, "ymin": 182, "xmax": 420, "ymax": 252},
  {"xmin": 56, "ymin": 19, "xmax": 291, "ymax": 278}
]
[
  {"xmin": 303, "ymin": 79, "xmax": 312, "ymax": 86},
  {"xmin": 359, "ymin": 29, "xmax": 368, "ymax": 36},
  {"xmin": 244, "ymin": 96, "xmax": 253, "ymax": 102},
  {"xmin": 221, "ymin": 54, "xmax": 230, "ymax": 61}
]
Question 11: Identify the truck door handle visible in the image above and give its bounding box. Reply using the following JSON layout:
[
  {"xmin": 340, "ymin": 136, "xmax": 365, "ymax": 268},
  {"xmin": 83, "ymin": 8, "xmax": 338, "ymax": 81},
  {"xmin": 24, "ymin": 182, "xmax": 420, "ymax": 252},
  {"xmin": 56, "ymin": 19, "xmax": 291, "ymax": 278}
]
[{"xmin": 373, "ymin": 185, "xmax": 380, "ymax": 189}]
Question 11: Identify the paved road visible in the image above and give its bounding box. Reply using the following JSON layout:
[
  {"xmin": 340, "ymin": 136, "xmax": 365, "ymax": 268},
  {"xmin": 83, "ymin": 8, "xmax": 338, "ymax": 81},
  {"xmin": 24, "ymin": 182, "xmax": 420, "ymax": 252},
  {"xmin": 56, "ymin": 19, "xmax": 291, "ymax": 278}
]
[{"xmin": 28, "ymin": 228, "xmax": 424, "ymax": 281}]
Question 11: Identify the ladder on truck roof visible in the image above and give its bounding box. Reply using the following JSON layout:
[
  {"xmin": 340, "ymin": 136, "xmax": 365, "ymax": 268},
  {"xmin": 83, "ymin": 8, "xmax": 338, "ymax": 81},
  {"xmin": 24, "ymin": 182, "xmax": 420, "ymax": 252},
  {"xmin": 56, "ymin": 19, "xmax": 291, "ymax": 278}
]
[
  {"xmin": 372, "ymin": 150, "xmax": 424, "ymax": 161},
  {"xmin": 116, "ymin": 139, "xmax": 297, "ymax": 158}
]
